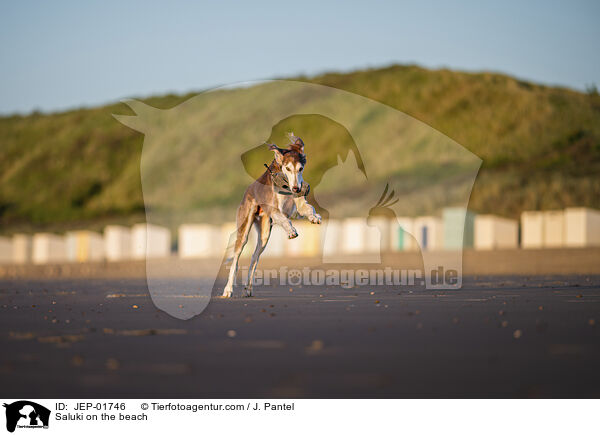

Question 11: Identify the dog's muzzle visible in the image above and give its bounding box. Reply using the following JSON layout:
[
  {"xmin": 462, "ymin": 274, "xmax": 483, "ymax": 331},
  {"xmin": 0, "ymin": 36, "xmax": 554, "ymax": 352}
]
[
  {"xmin": 265, "ymin": 164, "xmax": 310, "ymax": 197},
  {"xmin": 295, "ymin": 182, "xmax": 310, "ymax": 197}
]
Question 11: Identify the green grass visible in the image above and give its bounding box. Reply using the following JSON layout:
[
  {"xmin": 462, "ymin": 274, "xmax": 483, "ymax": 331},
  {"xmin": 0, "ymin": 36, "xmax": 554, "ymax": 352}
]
[{"xmin": 1, "ymin": 64, "xmax": 599, "ymax": 233}]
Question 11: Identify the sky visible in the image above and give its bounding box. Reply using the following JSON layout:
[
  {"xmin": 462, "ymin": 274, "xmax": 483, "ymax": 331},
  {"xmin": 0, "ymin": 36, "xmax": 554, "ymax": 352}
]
[{"xmin": 0, "ymin": 0, "xmax": 599, "ymax": 115}]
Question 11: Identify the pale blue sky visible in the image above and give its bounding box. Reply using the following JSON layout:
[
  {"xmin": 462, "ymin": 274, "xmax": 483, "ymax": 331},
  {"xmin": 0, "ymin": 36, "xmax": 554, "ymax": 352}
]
[{"xmin": 0, "ymin": 0, "xmax": 599, "ymax": 114}]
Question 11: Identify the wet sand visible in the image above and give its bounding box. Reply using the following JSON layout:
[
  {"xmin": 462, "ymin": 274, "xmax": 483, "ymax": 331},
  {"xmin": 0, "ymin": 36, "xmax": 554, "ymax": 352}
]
[{"xmin": 1, "ymin": 275, "xmax": 599, "ymax": 398}]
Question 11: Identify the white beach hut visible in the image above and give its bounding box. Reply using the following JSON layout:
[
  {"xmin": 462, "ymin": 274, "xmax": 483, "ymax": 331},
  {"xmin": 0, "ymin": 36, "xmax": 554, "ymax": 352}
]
[
  {"xmin": 542, "ymin": 210, "xmax": 565, "ymax": 248},
  {"xmin": 564, "ymin": 207, "xmax": 600, "ymax": 247},
  {"xmin": 261, "ymin": 224, "xmax": 286, "ymax": 258},
  {"xmin": 413, "ymin": 216, "xmax": 444, "ymax": 251},
  {"xmin": 520, "ymin": 211, "xmax": 544, "ymax": 249},
  {"xmin": 286, "ymin": 220, "xmax": 322, "ymax": 257},
  {"xmin": 32, "ymin": 233, "xmax": 67, "ymax": 264},
  {"xmin": 131, "ymin": 223, "xmax": 171, "ymax": 259},
  {"xmin": 365, "ymin": 217, "xmax": 391, "ymax": 253},
  {"xmin": 66, "ymin": 231, "xmax": 105, "ymax": 262},
  {"xmin": 104, "ymin": 225, "xmax": 133, "ymax": 262},
  {"xmin": 474, "ymin": 215, "xmax": 519, "ymax": 250},
  {"xmin": 178, "ymin": 224, "xmax": 221, "ymax": 258},
  {"xmin": 389, "ymin": 217, "xmax": 417, "ymax": 252},
  {"xmin": 12, "ymin": 234, "xmax": 32, "ymax": 264},
  {"xmin": 0, "ymin": 237, "xmax": 12, "ymax": 264}
]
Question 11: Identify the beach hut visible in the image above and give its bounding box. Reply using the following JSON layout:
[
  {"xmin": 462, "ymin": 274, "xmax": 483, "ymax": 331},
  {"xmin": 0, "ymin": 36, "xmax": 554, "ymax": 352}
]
[
  {"xmin": 104, "ymin": 225, "xmax": 133, "ymax": 261},
  {"xmin": 543, "ymin": 210, "xmax": 565, "ymax": 248},
  {"xmin": 341, "ymin": 218, "xmax": 368, "ymax": 254},
  {"xmin": 443, "ymin": 207, "xmax": 475, "ymax": 250},
  {"xmin": 32, "ymin": 233, "xmax": 67, "ymax": 264},
  {"xmin": 413, "ymin": 216, "xmax": 444, "ymax": 251},
  {"xmin": 132, "ymin": 223, "xmax": 171, "ymax": 259},
  {"xmin": 521, "ymin": 211, "xmax": 544, "ymax": 249},
  {"xmin": 0, "ymin": 237, "xmax": 11, "ymax": 264},
  {"xmin": 389, "ymin": 217, "xmax": 417, "ymax": 252},
  {"xmin": 286, "ymin": 220, "xmax": 322, "ymax": 257},
  {"xmin": 65, "ymin": 232, "xmax": 78, "ymax": 262},
  {"xmin": 178, "ymin": 224, "xmax": 221, "ymax": 258},
  {"xmin": 12, "ymin": 234, "xmax": 32, "ymax": 264},
  {"xmin": 66, "ymin": 231, "xmax": 105, "ymax": 262},
  {"xmin": 365, "ymin": 217, "xmax": 390, "ymax": 253},
  {"xmin": 79, "ymin": 230, "xmax": 104, "ymax": 262},
  {"xmin": 261, "ymin": 224, "xmax": 286, "ymax": 258},
  {"xmin": 474, "ymin": 215, "xmax": 519, "ymax": 250},
  {"xmin": 321, "ymin": 219, "xmax": 343, "ymax": 261},
  {"xmin": 564, "ymin": 207, "xmax": 600, "ymax": 247}
]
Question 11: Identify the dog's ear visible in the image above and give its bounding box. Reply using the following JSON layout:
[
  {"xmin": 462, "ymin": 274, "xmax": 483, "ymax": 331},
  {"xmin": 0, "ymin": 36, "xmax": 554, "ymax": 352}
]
[
  {"xmin": 289, "ymin": 137, "xmax": 305, "ymax": 154},
  {"xmin": 268, "ymin": 143, "xmax": 284, "ymax": 164},
  {"xmin": 286, "ymin": 132, "xmax": 304, "ymax": 153}
]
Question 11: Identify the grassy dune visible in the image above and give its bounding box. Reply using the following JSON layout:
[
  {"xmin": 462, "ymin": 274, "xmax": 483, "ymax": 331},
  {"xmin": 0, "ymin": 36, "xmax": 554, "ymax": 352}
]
[{"xmin": 1, "ymin": 64, "xmax": 599, "ymax": 232}]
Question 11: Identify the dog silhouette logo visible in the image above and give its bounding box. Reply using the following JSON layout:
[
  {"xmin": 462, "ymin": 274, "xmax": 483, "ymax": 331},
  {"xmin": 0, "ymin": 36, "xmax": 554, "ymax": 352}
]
[
  {"xmin": 3, "ymin": 401, "xmax": 50, "ymax": 433},
  {"xmin": 114, "ymin": 79, "xmax": 481, "ymax": 318}
]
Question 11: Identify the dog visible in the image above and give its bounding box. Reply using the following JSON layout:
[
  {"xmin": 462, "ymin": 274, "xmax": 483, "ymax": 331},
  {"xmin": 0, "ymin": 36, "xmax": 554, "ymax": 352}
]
[{"xmin": 221, "ymin": 133, "xmax": 322, "ymax": 297}]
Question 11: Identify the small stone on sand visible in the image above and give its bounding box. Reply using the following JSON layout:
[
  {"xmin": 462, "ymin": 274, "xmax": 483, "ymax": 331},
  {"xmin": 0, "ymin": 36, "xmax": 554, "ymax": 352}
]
[
  {"xmin": 105, "ymin": 358, "xmax": 120, "ymax": 370},
  {"xmin": 306, "ymin": 340, "xmax": 324, "ymax": 354}
]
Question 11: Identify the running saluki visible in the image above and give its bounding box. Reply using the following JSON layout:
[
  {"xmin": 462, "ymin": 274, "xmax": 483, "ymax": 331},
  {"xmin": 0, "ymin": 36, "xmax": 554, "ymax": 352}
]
[{"xmin": 222, "ymin": 133, "xmax": 321, "ymax": 297}]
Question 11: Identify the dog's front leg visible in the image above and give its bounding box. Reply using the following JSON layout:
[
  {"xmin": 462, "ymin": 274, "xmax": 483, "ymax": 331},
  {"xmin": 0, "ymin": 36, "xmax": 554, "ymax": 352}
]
[
  {"xmin": 271, "ymin": 210, "xmax": 298, "ymax": 239},
  {"xmin": 294, "ymin": 196, "xmax": 322, "ymax": 224}
]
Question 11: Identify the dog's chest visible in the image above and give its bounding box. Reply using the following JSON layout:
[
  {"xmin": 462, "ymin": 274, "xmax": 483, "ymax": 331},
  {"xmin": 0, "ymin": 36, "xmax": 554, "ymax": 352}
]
[{"xmin": 276, "ymin": 193, "xmax": 296, "ymax": 216}]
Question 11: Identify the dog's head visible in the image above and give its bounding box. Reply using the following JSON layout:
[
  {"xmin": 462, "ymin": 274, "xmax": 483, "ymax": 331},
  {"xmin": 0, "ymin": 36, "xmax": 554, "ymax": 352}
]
[{"xmin": 269, "ymin": 132, "xmax": 307, "ymax": 194}]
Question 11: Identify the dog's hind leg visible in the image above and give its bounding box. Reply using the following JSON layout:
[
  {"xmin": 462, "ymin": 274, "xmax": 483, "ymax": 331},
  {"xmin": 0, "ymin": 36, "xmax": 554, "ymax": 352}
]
[
  {"xmin": 245, "ymin": 215, "xmax": 272, "ymax": 297},
  {"xmin": 222, "ymin": 203, "xmax": 255, "ymax": 298}
]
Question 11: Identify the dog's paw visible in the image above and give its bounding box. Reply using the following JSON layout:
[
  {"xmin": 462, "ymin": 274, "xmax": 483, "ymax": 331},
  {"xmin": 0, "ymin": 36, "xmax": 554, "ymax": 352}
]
[
  {"xmin": 221, "ymin": 288, "xmax": 233, "ymax": 298},
  {"xmin": 309, "ymin": 213, "xmax": 322, "ymax": 224},
  {"xmin": 288, "ymin": 228, "xmax": 298, "ymax": 239}
]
